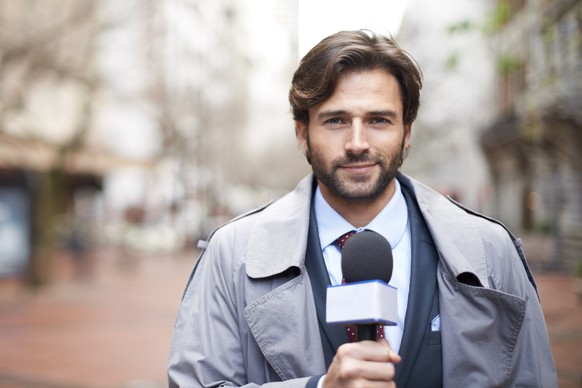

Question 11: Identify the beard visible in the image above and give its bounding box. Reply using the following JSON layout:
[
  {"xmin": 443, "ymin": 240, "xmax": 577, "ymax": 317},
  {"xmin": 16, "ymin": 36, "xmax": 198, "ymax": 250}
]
[{"xmin": 306, "ymin": 139, "xmax": 405, "ymax": 204}]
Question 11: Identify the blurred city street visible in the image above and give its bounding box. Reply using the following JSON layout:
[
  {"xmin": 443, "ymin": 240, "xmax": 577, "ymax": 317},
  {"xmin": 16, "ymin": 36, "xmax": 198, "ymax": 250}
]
[
  {"xmin": 0, "ymin": 248, "xmax": 195, "ymax": 388},
  {"xmin": 0, "ymin": 247, "xmax": 580, "ymax": 388}
]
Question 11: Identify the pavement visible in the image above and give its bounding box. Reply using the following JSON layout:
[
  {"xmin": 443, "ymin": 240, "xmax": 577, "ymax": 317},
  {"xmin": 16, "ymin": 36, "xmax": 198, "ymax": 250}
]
[
  {"xmin": 0, "ymin": 247, "xmax": 580, "ymax": 388},
  {"xmin": 0, "ymin": 248, "xmax": 192, "ymax": 388}
]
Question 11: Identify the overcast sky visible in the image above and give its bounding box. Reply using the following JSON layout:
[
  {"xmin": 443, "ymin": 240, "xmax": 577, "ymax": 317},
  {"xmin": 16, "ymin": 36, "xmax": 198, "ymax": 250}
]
[{"xmin": 297, "ymin": 0, "xmax": 408, "ymax": 57}]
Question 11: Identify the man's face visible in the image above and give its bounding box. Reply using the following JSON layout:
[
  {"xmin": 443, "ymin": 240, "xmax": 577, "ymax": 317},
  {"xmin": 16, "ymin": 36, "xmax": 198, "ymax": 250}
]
[{"xmin": 296, "ymin": 68, "xmax": 411, "ymax": 207}]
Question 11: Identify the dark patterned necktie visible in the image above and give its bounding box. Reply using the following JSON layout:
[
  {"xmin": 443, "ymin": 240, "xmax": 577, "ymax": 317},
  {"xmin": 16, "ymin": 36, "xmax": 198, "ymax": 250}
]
[{"xmin": 336, "ymin": 230, "xmax": 385, "ymax": 342}]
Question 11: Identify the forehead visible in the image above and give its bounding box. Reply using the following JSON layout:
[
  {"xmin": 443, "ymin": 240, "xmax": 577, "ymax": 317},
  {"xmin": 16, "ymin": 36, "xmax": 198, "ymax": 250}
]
[{"xmin": 313, "ymin": 68, "xmax": 403, "ymax": 114}]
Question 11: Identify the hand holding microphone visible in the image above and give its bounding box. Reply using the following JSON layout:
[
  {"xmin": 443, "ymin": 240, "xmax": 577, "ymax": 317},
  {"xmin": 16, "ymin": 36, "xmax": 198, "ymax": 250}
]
[{"xmin": 324, "ymin": 339, "xmax": 401, "ymax": 388}]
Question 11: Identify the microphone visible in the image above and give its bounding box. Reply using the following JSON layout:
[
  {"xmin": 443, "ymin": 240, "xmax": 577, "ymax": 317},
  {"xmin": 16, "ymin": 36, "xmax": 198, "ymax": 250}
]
[
  {"xmin": 342, "ymin": 230, "xmax": 394, "ymax": 341},
  {"xmin": 341, "ymin": 229, "xmax": 393, "ymax": 284},
  {"xmin": 326, "ymin": 230, "xmax": 397, "ymax": 341}
]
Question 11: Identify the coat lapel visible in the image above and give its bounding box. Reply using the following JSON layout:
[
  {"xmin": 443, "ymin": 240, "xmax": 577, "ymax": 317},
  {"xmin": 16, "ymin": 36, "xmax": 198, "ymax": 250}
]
[
  {"xmin": 304, "ymin": 204, "xmax": 349, "ymax": 368},
  {"xmin": 243, "ymin": 174, "xmax": 327, "ymax": 380},
  {"xmin": 243, "ymin": 269, "xmax": 327, "ymax": 381},
  {"xmin": 397, "ymin": 173, "xmax": 487, "ymax": 287},
  {"xmin": 395, "ymin": 186, "xmax": 442, "ymax": 386}
]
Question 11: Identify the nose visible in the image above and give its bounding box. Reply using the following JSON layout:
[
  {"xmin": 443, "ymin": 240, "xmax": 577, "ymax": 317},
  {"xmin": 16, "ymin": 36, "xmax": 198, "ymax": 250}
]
[{"xmin": 345, "ymin": 121, "xmax": 369, "ymax": 154}]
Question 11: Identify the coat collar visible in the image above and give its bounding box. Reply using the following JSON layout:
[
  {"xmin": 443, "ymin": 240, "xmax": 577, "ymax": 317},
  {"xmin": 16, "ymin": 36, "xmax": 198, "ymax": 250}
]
[
  {"xmin": 245, "ymin": 173, "xmax": 488, "ymax": 288},
  {"xmin": 397, "ymin": 173, "xmax": 488, "ymax": 287},
  {"xmin": 245, "ymin": 174, "xmax": 313, "ymax": 278}
]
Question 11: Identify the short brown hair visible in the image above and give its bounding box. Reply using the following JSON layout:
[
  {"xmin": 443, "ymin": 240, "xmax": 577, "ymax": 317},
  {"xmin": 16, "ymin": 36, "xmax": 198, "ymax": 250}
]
[{"xmin": 289, "ymin": 30, "xmax": 422, "ymax": 126}]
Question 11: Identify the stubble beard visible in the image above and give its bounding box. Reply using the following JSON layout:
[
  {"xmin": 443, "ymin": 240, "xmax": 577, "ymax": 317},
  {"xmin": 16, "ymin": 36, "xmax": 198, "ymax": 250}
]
[{"xmin": 306, "ymin": 141, "xmax": 405, "ymax": 205}]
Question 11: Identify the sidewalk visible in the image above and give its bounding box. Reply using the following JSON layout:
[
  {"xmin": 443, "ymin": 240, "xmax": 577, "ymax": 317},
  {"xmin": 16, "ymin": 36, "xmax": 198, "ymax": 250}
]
[
  {"xmin": 0, "ymin": 248, "xmax": 194, "ymax": 388},
  {"xmin": 0, "ymin": 248, "xmax": 580, "ymax": 387},
  {"xmin": 537, "ymin": 274, "xmax": 582, "ymax": 388}
]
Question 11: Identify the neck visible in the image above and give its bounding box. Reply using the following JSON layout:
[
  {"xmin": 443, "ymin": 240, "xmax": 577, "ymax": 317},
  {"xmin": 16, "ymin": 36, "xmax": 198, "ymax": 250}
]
[{"xmin": 319, "ymin": 181, "xmax": 396, "ymax": 228}]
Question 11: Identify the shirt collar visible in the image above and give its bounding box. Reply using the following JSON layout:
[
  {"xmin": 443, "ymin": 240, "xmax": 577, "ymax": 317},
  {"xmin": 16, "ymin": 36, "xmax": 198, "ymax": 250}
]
[{"xmin": 314, "ymin": 178, "xmax": 409, "ymax": 250}]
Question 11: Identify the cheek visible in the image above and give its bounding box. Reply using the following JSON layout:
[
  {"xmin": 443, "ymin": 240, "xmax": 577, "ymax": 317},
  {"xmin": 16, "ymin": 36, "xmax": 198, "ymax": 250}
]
[
  {"xmin": 307, "ymin": 143, "xmax": 328, "ymax": 164},
  {"xmin": 312, "ymin": 132, "xmax": 346, "ymax": 153},
  {"xmin": 377, "ymin": 132, "xmax": 406, "ymax": 150}
]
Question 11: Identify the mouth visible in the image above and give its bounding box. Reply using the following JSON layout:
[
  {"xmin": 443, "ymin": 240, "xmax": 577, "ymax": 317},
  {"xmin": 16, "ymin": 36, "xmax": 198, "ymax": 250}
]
[{"xmin": 339, "ymin": 162, "xmax": 377, "ymax": 174}]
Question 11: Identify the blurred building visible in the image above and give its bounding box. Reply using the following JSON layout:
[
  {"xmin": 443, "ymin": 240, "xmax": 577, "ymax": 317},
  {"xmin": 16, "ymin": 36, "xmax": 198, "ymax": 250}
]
[
  {"xmin": 481, "ymin": 0, "xmax": 582, "ymax": 270},
  {"xmin": 96, "ymin": 0, "xmax": 253, "ymax": 244},
  {"xmin": 117, "ymin": 0, "xmax": 300, "ymax": 242},
  {"xmin": 397, "ymin": 0, "xmax": 497, "ymax": 212},
  {"xmin": 0, "ymin": 0, "xmax": 301, "ymax": 278},
  {"xmin": 0, "ymin": 0, "xmax": 113, "ymax": 277}
]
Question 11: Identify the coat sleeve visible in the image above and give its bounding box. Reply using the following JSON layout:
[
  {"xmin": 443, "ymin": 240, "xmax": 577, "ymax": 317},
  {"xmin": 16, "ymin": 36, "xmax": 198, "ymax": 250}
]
[
  {"xmin": 439, "ymin": 220, "xmax": 558, "ymax": 387},
  {"xmin": 167, "ymin": 227, "xmax": 314, "ymax": 388},
  {"xmin": 470, "ymin": 220, "xmax": 558, "ymax": 387},
  {"xmin": 496, "ymin": 231, "xmax": 558, "ymax": 387}
]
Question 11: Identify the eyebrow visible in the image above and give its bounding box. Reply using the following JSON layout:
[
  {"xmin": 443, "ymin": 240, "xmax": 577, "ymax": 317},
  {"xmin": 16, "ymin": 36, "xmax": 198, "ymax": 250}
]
[
  {"xmin": 317, "ymin": 110, "xmax": 348, "ymax": 120},
  {"xmin": 317, "ymin": 109, "xmax": 399, "ymax": 120},
  {"xmin": 369, "ymin": 110, "xmax": 399, "ymax": 118}
]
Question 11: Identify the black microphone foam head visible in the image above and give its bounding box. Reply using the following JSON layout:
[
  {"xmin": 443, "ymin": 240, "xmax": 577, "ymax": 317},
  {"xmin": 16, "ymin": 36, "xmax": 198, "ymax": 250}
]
[{"xmin": 341, "ymin": 230, "xmax": 393, "ymax": 283}]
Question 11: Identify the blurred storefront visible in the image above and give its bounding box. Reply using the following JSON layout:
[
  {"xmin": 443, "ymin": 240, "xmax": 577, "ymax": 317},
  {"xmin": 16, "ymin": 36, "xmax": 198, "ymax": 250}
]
[
  {"xmin": 0, "ymin": 170, "xmax": 30, "ymax": 277},
  {"xmin": 0, "ymin": 133, "xmax": 155, "ymax": 278}
]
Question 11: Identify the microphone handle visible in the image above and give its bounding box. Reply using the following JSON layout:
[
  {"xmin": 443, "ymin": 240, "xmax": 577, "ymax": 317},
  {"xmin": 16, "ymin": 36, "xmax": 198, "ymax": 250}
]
[{"xmin": 356, "ymin": 324, "xmax": 377, "ymax": 341}]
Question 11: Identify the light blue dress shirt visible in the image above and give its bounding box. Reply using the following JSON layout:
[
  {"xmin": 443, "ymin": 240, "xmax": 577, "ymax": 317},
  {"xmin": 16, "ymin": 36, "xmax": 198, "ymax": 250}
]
[{"xmin": 313, "ymin": 178, "xmax": 411, "ymax": 354}]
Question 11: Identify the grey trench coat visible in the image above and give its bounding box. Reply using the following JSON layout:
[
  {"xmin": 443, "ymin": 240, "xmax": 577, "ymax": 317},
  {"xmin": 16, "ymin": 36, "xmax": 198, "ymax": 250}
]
[{"xmin": 168, "ymin": 173, "xmax": 557, "ymax": 387}]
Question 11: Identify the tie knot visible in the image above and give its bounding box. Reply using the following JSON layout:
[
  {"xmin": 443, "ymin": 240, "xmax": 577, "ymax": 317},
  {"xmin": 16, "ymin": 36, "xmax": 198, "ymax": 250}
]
[{"xmin": 336, "ymin": 231, "xmax": 356, "ymax": 249}]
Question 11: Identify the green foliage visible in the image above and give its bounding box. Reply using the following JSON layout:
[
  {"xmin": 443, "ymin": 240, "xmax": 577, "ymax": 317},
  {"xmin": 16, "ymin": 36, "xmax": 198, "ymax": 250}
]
[
  {"xmin": 484, "ymin": 1, "xmax": 513, "ymax": 35},
  {"xmin": 530, "ymin": 221, "xmax": 554, "ymax": 234},
  {"xmin": 497, "ymin": 54, "xmax": 520, "ymax": 75},
  {"xmin": 445, "ymin": 51, "xmax": 460, "ymax": 71},
  {"xmin": 447, "ymin": 19, "xmax": 474, "ymax": 34}
]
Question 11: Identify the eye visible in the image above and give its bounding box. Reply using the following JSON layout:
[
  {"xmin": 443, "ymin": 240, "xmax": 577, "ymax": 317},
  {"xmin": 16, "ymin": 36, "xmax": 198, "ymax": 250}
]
[
  {"xmin": 324, "ymin": 117, "xmax": 345, "ymax": 126},
  {"xmin": 370, "ymin": 117, "xmax": 391, "ymax": 125}
]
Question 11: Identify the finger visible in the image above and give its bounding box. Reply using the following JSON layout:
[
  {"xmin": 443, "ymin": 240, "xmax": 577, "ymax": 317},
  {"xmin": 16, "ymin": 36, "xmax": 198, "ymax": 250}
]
[
  {"xmin": 385, "ymin": 343, "xmax": 401, "ymax": 364},
  {"xmin": 378, "ymin": 338, "xmax": 401, "ymax": 364},
  {"xmin": 324, "ymin": 377, "xmax": 395, "ymax": 388},
  {"xmin": 331, "ymin": 380, "xmax": 396, "ymax": 388},
  {"xmin": 326, "ymin": 344, "xmax": 398, "ymax": 388},
  {"xmin": 339, "ymin": 340, "xmax": 400, "ymax": 363},
  {"xmin": 343, "ymin": 357, "xmax": 396, "ymax": 382}
]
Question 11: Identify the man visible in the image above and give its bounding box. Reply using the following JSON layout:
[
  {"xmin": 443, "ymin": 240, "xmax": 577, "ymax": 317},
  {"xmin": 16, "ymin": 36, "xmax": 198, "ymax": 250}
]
[{"xmin": 168, "ymin": 30, "xmax": 557, "ymax": 387}]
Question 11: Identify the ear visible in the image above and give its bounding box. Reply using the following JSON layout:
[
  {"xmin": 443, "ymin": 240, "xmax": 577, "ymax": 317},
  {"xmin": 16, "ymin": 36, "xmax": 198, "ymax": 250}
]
[
  {"xmin": 296, "ymin": 121, "xmax": 308, "ymax": 153},
  {"xmin": 404, "ymin": 124, "xmax": 412, "ymax": 148}
]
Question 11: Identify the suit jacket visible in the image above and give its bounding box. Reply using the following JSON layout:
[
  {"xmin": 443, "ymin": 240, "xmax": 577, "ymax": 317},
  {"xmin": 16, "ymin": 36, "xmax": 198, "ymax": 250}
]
[
  {"xmin": 168, "ymin": 173, "xmax": 557, "ymax": 387},
  {"xmin": 305, "ymin": 183, "xmax": 442, "ymax": 387}
]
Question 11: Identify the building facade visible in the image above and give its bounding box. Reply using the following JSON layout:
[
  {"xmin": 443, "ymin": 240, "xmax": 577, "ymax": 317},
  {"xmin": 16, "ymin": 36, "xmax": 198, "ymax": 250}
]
[
  {"xmin": 0, "ymin": 0, "xmax": 300, "ymax": 279},
  {"xmin": 481, "ymin": 0, "xmax": 581, "ymax": 270},
  {"xmin": 397, "ymin": 0, "xmax": 497, "ymax": 212}
]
